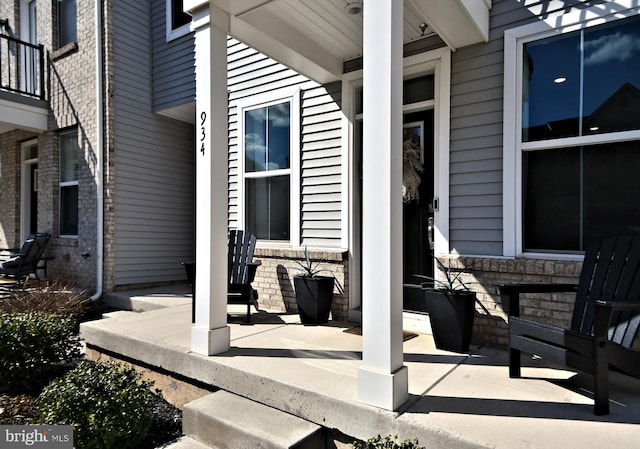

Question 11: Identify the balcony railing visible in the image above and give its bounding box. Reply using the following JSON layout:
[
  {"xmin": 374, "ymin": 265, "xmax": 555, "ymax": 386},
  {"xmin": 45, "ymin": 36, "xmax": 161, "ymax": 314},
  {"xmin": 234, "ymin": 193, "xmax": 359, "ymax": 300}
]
[{"xmin": 0, "ymin": 32, "xmax": 45, "ymax": 100}]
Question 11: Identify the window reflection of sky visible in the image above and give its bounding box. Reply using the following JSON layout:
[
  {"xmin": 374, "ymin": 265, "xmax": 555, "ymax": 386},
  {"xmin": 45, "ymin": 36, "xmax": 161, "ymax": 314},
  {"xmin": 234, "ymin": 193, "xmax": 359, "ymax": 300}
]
[
  {"xmin": 245, "ymin": 102, "xmax": 290, "ymax": 172},
  {"xmin": 523, "ymin": 15, "xmax": 640, "ymax": 141}
]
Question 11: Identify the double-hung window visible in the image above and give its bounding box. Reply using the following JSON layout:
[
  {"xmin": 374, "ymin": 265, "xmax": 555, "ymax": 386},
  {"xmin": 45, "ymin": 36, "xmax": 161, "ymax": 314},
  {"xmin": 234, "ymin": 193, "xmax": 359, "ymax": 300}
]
[
  {"xmin": 240, "ymin": 93, "xmax": 300, "ymax": 242},
  {"xmin": 505, "ymin": 12, "xmax": 640, "ymax": 254},
  {"xmin": 57, "ymin": 0, "xmax": 76, "ymax": 48},
  {"xmin": 59, "ymin": 129, "xmax": 79, "ymax": 237}
]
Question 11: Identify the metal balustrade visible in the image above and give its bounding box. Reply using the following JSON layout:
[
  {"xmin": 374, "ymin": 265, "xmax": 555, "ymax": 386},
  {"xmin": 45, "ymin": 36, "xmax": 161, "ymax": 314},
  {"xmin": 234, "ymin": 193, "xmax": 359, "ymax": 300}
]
[{"xmin": 0, "ymin": 32, "xmax": 45, "ymax": 100}]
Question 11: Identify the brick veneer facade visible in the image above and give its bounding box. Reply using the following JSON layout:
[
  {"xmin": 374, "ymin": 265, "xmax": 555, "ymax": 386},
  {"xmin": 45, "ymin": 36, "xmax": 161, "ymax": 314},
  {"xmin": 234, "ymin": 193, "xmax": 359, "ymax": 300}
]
[
  {"xmin": 0, "ymin": 1, "xmax": 105, "ymax": 291},
  {"xmin": 439, "ymin": 255, "xmax": 583, "ymax": 347},
  {"xmin": 250, "ymin": 250, "xmax": 583, "ymax": 347},
  {"xmin": 251, "ymin": 247, "xmax": 350, "ymax": 321}
]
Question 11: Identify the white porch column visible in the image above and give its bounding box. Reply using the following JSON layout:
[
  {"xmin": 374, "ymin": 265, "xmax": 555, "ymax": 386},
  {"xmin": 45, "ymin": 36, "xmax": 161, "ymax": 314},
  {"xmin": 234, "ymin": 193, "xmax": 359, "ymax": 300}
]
[
  {"xmin": 357, "ymin": 0, "xmax": 408, "ymax": 410},
  {"xmin": 186, "ymin": 1, "xmax": 231, "ymax": 355}
]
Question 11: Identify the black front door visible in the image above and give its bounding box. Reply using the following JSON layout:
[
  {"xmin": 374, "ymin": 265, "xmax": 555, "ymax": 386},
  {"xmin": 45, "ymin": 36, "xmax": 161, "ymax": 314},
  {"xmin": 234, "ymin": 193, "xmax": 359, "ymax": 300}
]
[{"xmin": 402, "ymin": 109, "xmax": 434, "ymax": 313}]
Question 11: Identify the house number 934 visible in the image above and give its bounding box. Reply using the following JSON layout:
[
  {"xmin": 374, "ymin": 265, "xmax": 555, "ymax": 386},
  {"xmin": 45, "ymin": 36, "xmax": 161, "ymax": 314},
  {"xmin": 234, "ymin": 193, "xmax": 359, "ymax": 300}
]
[{"xmin": 200, "ymin": 111, "xmax": 207, "ymax": 156}]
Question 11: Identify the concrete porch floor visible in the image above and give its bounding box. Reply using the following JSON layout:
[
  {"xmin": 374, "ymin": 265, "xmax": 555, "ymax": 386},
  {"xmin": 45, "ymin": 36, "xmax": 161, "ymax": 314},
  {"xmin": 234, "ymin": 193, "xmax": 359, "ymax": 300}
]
[{"xmin": 80, "ymin": 285, "xmax": 640, "ymax": 449}]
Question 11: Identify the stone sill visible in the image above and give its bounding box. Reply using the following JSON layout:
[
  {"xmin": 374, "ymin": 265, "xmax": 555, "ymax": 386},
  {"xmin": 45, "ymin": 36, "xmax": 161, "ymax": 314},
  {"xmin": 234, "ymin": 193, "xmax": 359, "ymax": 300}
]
[
  {"xmin": 254, "ymin": 245, "xmax": 347, "ymax": 262},
  {"xmin": 52, "ymin": 42, "xmax": 79, "ymax": 61}
]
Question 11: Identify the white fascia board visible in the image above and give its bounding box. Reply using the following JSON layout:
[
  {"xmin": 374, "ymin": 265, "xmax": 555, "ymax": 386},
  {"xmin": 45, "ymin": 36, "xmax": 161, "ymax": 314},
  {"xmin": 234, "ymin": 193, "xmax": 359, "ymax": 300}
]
[
  {"xmin": 230, "ymin": 11, "xmax": 342, "ymax": 85},
  {"xmin": 0, "ymin": 98, "xmax": 48, "ymax": 132}
]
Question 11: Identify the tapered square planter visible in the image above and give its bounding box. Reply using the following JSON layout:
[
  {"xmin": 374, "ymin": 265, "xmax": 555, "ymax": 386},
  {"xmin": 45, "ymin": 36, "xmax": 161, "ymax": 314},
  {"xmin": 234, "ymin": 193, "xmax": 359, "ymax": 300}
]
[
  {"xmin": 425, "ymin": 291, "xmax": 476, "ymax": 352},
  {"xmin": 294, "ymin": 275, "xmax": 334, "ymax": 325}
]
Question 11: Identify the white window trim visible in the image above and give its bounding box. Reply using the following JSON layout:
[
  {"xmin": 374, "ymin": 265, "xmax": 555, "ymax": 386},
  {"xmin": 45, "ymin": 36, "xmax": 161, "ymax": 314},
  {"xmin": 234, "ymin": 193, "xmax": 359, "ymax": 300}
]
[
  {"xmin": 236, "ymin": 87, "xmax": 301, "ymax": 246},
  {"xmin": 165, "ymin": 0, "xmax": 191, "ymax": 42},
  {"xmin": 59, "ymin": 129, "xmax": 79, "ymax": 238},
  {"xmin": 502, "ymin": 5, "xmax": 640, "ymax": 258}
]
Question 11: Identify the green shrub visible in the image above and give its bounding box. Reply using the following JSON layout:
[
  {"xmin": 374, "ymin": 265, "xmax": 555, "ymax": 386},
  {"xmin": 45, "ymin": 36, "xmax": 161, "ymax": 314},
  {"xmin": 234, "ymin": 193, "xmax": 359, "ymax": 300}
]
[
  {"xmin": 0, "ymin": 311, "xmax": 82, "ymax": 392},
  {"xmin": 38, "ymin": 360, "xmax": 155, "ymax": 449},
  {"xmin": 353, "ymin": 435, "xmax": 425, "ymax": 449}
]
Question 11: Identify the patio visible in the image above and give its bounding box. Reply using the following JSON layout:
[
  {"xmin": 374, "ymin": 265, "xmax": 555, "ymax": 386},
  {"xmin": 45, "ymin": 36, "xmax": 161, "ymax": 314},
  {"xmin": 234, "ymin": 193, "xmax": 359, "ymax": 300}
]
[{"xmin": 80, "ymin": 285, "xmax": 640, "ymax": 449}]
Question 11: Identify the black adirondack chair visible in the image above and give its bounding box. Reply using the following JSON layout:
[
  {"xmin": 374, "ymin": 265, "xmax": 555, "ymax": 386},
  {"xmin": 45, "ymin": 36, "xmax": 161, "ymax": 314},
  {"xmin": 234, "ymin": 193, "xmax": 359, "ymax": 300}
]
[
  {"xmin": 182, "ymin": 230, "xmax": 261, "ymax": 324},
  {"xmin": 228, "ymin": 229, "xmax": 261, "ymax": 323},
  {"xmin": 498, "ymin": 235, "xmax": 640, "ymax": 415},
  {"xmin": 0, "ymin": 233, "xmax": 52, "ymax": 286}
]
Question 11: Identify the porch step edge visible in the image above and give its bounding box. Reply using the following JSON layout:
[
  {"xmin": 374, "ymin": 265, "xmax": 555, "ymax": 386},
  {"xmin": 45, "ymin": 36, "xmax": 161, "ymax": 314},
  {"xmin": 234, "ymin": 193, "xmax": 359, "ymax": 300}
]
[
  {"xmin": 160, "ymin": 436, "xmax": 211, "ymax": 449},
  {"xmin": 183, "ymin": 390, "xmax": 325, "ymax": 449}
]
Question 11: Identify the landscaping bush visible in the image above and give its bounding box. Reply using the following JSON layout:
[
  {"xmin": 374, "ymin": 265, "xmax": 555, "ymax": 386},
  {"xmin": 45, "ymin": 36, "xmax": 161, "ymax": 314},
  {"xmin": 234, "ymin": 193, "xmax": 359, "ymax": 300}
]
[
  {"xmin": 353, "ymin": 435, "xmax": 425, "ymax": 449},
  {"xmin": 38, "ymin": 360, "xmax": 156, "ymax": 449},
  {"xmin": 0, "ymin": 311, "xmax": 82, "ymax": 392}
]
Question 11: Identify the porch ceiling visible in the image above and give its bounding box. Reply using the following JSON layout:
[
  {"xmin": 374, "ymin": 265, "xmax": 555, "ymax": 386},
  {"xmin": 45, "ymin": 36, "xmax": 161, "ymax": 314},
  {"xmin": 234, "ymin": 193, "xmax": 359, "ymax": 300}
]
[
  {"xmin": 0, "ymin": 94, "xmax": 48, "ymax": 134},
  {"xmin": 203, "ymin": 0, "xmax": 491, "ymax": 84}
]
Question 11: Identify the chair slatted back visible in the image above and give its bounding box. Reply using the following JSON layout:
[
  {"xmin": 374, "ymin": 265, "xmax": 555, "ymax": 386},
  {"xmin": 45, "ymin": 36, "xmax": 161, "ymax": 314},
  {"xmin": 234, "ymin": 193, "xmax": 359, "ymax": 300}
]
[
  {"xmin": 572, "ymin": 235, "xmax": 640, "ymax": 347},
  {"xmin": 228, "ymin": 229, "xmax": 257, "ymax": 285},
  {"xmin": 21, "ymin": 233, "xmax": 51, "ymax": 271}
]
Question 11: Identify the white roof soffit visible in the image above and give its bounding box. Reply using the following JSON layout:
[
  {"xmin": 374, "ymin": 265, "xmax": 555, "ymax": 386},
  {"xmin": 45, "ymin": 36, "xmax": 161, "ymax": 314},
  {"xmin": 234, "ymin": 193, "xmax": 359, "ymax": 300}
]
[
  {"xmin": 408, "ymin": 0, "xmax": 490, "ymax": 50},
  {"xmin": 231, "ymin": 10, "xmax": 344, "ymax": 84},
  {"xmin": 192, "ymin": 0, "xmax": 491, "ymax": 83}
]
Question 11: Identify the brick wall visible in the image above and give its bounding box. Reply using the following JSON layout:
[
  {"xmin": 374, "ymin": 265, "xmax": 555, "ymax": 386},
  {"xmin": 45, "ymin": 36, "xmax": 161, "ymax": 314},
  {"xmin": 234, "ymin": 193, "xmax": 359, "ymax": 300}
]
[
  {"xmin": 0, "ymin": 1, "xmax": 102, "ymax": 292},
  {"xmin": 44, "ymin": 0, "xmax": 100, "ymax": 290},
  {"xmin": 437, "ymin": 255, "xmax": 583, "ymax": 347},
  {"xmin": 252, "ymin": 247, "xmax": 350, "ymax": 321}
]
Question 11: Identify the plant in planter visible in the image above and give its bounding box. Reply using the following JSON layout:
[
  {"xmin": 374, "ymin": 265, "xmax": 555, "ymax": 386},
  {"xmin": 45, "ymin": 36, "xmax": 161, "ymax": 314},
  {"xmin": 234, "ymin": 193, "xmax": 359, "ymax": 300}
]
[
  {"xmin": 416, "ymin": 257, "xmax": 477, "ymax": 353},
  {"xmin": 293, "ymin": 247, "xmax": 335, "ymax": 325}
]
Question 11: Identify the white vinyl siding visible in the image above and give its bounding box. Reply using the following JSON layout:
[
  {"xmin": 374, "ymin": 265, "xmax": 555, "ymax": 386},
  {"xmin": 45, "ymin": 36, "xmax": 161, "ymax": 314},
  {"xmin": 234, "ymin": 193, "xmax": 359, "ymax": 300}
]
[{"xmin": 227, "ymin": 38, "xmax": 342, "ymax": 247}]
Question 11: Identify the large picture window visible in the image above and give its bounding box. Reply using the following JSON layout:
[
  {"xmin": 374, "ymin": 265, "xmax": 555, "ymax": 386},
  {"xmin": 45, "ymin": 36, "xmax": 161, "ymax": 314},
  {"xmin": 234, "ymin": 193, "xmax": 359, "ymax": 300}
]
[
  {"xmin": 59, "ymin": 129, "xmax": 78, "ymax": 236},
  {"xmin": 514, "ymin": 13, "xmax": 640, "ymax": 253},
  {"xmin": 243, "ymin": 102, "xmax": 292, "ymax": 241}
]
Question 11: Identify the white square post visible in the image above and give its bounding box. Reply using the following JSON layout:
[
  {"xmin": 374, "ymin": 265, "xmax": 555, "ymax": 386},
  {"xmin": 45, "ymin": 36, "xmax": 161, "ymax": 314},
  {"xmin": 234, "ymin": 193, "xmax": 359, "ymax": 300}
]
[
  {"xmin": 357, "ymin": 0, "xmax": 408, "ymax": 410},
  {"xmin": 186, "ymin": 1, "xmax": 231, "ymax": 355}
]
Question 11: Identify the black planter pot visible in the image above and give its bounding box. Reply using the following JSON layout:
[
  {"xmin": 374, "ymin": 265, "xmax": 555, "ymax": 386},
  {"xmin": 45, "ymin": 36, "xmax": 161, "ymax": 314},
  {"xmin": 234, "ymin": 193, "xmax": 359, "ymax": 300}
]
[
  {"xmin": 294, "ymin": 275, "xmax": 334, "ymax": 325},
  {"xmin": 425, "ymin": 290, "xmax": 476, "ymax": 352}
]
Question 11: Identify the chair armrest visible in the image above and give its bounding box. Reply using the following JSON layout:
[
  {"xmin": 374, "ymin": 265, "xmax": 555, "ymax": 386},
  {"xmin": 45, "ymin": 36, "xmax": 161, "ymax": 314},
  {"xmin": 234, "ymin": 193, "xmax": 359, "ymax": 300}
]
[
  {"xmin": 247, "ymin": 260, "xmax": 261, "ymax": 283},
  {"xmin": 0, "ymin": 248, "xmax": 20, "ymax": 258},
  {"xmin": 592, "ymin": 299, "xmax": 640, "ymax": 311},
  {"xmin": 496, "ymin": 283, "xmax": 578, "ymax": 317}
]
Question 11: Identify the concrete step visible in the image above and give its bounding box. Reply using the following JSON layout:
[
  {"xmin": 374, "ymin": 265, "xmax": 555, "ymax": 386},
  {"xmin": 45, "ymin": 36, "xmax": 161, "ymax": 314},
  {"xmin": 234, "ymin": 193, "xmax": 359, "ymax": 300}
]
[
  {"xmin": 161, "ymin": 436, "xmax": 211, "ymax": 449},
  {"xmin": 183, "ymin": 390, "xmax": 325, "ymax": 449}
]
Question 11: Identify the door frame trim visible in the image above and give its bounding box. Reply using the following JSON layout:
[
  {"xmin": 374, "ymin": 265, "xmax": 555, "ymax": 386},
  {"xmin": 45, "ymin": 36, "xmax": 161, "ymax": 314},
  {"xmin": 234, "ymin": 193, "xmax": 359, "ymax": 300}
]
[
  {"xmin": 20, "ymin": 138, "xmax": 38, "ymax": 242},
  {"xmin": 341, "ymin": 46, "xmax": 451, "ymax": 318}
]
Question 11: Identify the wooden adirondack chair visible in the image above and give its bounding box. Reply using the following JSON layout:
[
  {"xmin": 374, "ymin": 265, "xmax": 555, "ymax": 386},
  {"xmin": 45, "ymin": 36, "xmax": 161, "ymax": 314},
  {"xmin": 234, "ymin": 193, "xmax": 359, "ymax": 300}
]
[
  {"xmin": 183, "ymin": 230, "xmax": 261, "ymax": 324},
  {"xmin": 228, "ymin": 229, "xmax": 261, "ymax": 323},
  {"xmin": 0, "ymin": 233, "xmax": 52, "ymax": 286},
  {"xmin": 498, "ymin": 235, "xmax": 640, "ymax": 415}
]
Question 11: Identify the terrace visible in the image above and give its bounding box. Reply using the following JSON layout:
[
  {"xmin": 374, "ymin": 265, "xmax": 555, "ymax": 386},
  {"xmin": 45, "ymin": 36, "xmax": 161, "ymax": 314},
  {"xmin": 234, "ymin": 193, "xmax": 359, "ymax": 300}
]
[{"xmin": 80, "ymin": 286, "xmax": 640, "ymax": 449}]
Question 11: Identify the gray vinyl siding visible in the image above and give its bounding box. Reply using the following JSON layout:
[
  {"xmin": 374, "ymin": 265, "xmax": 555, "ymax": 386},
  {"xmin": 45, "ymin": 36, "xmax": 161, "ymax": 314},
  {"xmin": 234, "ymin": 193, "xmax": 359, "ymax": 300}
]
[
  {"xmin": 300, "ymin": 82, "xmax": 343, "ymax": 246},
  {"xmin": 113, "ymin": 1, "xmax": 195, "ymax": 286},
  {"xmin": 447, "ymin": 0, "xmax": 589, "ymax": 255},
  {"xmin": 151, "ymin": 0, "xmax": 196, "ymax": 113},
  {"xmin": 227, "ymin": 39, "xmax": 342, "ymax": 247}
]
